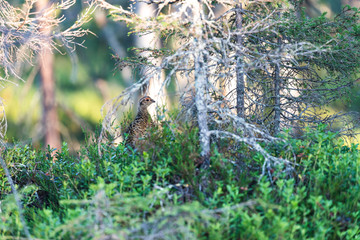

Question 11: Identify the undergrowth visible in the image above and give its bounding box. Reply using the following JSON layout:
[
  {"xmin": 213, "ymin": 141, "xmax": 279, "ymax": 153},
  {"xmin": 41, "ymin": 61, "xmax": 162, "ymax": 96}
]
[{"xmin": 0, "ymin": 119, "xmax": 360, "ymax": 239}]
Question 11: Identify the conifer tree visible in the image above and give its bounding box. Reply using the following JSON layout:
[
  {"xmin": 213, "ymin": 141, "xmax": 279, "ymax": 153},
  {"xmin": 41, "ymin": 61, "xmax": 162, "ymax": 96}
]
[{"xmin": 99, "ymin": 0, "xmax": 360, "ymax": 176}]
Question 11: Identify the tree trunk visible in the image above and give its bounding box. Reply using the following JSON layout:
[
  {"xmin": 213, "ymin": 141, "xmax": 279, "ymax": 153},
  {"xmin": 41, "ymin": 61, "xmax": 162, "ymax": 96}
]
[
  {"xmin": 135, "ymin": 2, "xmax": 167, "ymax": 110},
  {"xmin": 193, "ymin": 1, "xmax": 210, "ymax": 164},
  {"xmin": 273, "ymin": 35, "xmax": 282, "ymax": 135},
  {"xmin": 236, "ymin": 3, "xmax": 245, "ymax": 118},
  {"xmin": 94, "ymin": 9, "xmax": 132, "ymax": 86},
  {"xmin": 36, "ymin": 0, "xmax": 61, "ymax": 151}
]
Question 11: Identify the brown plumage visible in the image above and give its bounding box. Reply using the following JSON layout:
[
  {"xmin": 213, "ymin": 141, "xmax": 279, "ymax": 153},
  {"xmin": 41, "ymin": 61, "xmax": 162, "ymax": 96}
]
[{"xmin": 124, "ymin": 96, "xmax": 155, "ymax": 148}]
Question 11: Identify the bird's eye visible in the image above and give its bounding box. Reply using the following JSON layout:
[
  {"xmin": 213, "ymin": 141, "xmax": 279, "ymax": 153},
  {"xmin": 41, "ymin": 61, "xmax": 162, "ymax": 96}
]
[{"xmin": 146, "ymin": 99, "xmax": 149, "ymax": 101}]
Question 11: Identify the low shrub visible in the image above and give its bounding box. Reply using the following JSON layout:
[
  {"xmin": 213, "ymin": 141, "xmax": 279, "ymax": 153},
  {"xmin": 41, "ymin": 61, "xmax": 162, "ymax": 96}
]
[{"xmin": 0, "ymin": 122, "xmax": 360, "ymax": 239}]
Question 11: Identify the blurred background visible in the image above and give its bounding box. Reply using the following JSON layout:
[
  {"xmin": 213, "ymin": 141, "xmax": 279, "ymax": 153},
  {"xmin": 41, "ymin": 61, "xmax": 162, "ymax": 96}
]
[{"xmin": 2, "ymin": 0, "xmax": 360, "ymax": 152}]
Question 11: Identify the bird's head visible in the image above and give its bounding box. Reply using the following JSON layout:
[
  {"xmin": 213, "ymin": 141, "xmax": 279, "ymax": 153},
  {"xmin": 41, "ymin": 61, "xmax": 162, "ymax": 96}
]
[{"xmin": 139, "ymin": 96, "xmax": 155, "ymax": 109}]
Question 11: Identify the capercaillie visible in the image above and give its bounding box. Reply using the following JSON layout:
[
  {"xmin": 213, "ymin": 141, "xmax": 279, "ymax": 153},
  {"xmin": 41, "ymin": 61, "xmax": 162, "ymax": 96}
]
[{"xmin": 124, "ymin": 96, "xmax": 155, "ymax": 148}]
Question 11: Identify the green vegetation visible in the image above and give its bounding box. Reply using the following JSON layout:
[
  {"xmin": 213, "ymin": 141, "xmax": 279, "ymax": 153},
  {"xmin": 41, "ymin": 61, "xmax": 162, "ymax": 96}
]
[
  {"xmin": 1, "ymin": 118, "xmax": 359, "ymax": 239},
  {"xmin": 1, "ymin": 1, "xmax": 360, "ymax": 239}
]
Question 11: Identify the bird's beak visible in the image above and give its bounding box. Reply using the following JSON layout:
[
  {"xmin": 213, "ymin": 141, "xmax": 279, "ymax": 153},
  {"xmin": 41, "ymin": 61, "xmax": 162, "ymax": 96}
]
[{"xmin": 151, "ymin": 99, "xmax": 155, "ymax": 103}]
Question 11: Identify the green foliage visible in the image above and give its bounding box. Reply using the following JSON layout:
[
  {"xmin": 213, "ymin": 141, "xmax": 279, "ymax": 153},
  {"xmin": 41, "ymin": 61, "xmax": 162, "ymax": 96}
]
[
  {"xmin": 283, "ymin": 5, "xmax": 360, "ymax": 74},
  {"xmin": 1, "ymin": 121, "xmax": 360, "ymax": 239}
]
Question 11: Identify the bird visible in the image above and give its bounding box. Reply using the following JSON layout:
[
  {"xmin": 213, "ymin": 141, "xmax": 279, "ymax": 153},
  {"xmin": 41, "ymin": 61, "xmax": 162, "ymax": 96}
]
[{"xmin": 124, "ymin": 96, "xmax": 155, "ymax": 148}]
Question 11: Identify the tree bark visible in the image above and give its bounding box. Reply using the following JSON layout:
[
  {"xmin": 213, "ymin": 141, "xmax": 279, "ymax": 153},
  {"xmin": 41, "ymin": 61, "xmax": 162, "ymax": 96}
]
[
  {"xmin": 36, "ymin": 0, "xmax": 61, "ymax": 151},
  {"xmin": 235, "ymin": 3, "xmax": 245, "ymax": 118},
  {"xmin": 195, "ymin": 50, "xmax": 210, "ymax": 161},
  {"xmin": 273, "ymin": 36, "xmax": 281, "ymax": 135},
  {"xmin": 193, "ymin": 1, "xmax": 210, "ymax": 164}
]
